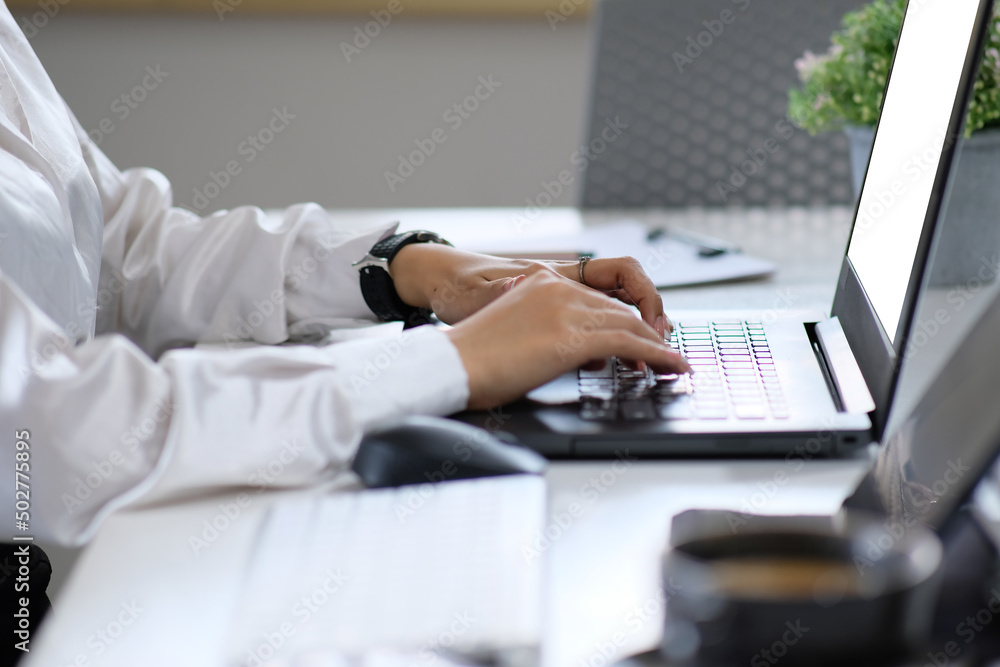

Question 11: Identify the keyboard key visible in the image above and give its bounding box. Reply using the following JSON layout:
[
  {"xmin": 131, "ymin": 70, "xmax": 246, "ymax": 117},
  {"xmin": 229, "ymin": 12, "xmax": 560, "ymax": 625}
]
[
  {"xmin": 621, "ymin": 399, "xmax": 656, "ymax": 421},
  {"xmin": 722, "ymin": 363, "xmax": 755, "ymax": 371},
  {"xmin": 659, "ymin": 401, "xmax": 693, "ymax": 420},
  {"xmin": 580, "ymin": 363, "xmax": 614, "ymax": 379},
  {"xmin": 581, "ymin": 399, "xmax": 617, "ymax": 421},
  {"xmin": 734, "ymin": 405, "xmax": 767, "ymax": 419},
  {"xmin": 579, "ymin": 378, "xmax": 615, "ymax": 386}
]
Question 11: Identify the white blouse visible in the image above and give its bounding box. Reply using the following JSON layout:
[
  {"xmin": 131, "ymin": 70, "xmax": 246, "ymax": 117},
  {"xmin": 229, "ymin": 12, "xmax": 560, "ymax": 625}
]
[{"xmin": 0, "ymin": 4, "xmax": 469, "ymax": 545}]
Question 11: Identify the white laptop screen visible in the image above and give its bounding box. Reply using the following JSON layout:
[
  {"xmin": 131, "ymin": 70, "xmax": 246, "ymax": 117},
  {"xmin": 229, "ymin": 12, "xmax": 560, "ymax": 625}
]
[{"xmin": 847, "ymin": 0, "xmax": 983, "ymax": 343}]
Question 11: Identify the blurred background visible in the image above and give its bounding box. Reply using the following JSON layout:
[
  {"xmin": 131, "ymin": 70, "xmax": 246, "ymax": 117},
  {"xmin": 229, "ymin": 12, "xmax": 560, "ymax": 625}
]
[{"xmin": 12, "ymin": 0, "xmax": 593, "ymax": 211}]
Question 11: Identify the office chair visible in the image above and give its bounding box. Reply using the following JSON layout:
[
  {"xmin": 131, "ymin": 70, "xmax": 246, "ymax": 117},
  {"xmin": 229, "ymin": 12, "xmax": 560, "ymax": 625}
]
[{"xmin": 580, "ymin": 0, "xmax": 867, "ymax": 208}]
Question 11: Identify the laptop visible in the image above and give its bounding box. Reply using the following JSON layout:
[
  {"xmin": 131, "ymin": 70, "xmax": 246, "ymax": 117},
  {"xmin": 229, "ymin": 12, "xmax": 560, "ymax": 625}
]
[
  {"xmin": 455, "ymin": 0, "xmax": 995, "ymax": 459},
  {"xmin": 670, "ymin": 251, "xmax": 1000, "ymax": 598}
]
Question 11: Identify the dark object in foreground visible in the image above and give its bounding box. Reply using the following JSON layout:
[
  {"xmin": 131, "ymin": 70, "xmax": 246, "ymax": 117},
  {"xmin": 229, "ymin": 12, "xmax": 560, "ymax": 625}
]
[{"xmin": 352, "ymin": 416, "xmax": 547, "ymax": 488}]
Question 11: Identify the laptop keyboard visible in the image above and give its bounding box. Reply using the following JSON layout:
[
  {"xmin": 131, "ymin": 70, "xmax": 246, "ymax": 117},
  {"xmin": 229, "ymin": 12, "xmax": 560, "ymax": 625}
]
[{"xmin": 579, "ymin": 320, "xmax": 788, "ymax": 421}]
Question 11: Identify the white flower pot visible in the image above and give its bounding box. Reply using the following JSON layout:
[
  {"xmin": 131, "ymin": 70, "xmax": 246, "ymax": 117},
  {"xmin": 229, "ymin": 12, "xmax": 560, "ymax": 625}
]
[{"xmin": 845, "ymin": 125, "xmax": 1000, "ymax": 287}]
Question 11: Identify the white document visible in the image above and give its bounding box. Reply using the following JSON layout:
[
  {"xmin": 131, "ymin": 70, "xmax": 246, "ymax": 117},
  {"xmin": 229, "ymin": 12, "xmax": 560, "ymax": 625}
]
[{"xmin": 463, "ymin": 220, "xmax": 776, "ymax": 289}]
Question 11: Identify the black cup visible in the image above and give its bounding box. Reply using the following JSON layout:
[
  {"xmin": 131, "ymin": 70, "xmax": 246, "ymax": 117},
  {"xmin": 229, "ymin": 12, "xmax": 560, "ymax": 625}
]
[{"xmin": 661, "ymin": 510, "xmax": 943, "ymax": 666}]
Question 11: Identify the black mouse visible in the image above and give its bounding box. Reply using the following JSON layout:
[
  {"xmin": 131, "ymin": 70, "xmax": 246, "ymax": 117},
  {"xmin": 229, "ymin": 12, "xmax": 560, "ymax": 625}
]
[{"xmin": 352, "ymin": 416, "xmax": 548, "ymax": 488}]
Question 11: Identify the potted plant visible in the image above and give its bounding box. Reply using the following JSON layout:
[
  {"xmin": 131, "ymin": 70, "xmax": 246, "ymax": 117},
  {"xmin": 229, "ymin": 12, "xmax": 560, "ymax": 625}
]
[{"xmin": 788, "ymin": 0, "xmax": 1000, "ymax": 286}]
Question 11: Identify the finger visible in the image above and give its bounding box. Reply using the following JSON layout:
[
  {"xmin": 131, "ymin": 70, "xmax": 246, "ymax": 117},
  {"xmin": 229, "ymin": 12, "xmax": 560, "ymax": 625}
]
[
  {"xmin": 589, "ymin": 306, "xmax": 665, "ymax": 345},
  {"xmin": 586, "ymin": 330, "xmax": 691, "ymax": 373},
  {"xmin": 583, "ymin": 258, "xmax": 665, "ymax": 333}
]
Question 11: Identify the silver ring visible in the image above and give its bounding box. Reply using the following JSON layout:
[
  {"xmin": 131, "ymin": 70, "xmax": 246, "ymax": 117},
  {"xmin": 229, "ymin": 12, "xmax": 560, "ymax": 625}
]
[{"xmin": 579, "ymin": 256, "xmax": 592, "ymax": 287}]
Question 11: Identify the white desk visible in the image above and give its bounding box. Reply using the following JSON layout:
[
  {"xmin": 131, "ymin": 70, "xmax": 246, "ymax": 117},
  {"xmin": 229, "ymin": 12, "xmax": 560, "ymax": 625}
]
[{"xmin": 27, "ymin": 207, "xmax": 873, "ymax": 667}]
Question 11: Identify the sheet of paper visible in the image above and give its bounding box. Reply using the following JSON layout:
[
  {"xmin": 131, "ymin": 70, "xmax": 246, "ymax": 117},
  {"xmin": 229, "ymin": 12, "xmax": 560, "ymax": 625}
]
[{"xmin": 464, "ymin": 220, "xmax": 776, "ymax": 289}]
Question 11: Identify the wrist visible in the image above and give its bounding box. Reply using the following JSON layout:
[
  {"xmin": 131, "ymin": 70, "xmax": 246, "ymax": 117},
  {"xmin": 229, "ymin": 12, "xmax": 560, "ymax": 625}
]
[{"xmin": 388, "ymin": 243, "xmax": 451, "ymax": 309}]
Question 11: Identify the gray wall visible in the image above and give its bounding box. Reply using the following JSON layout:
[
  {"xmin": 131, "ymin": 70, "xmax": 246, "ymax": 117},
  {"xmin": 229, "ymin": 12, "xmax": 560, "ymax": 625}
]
[{"xmin": 22, "ymin": 10, "xmax": 591, "ymax": 212}]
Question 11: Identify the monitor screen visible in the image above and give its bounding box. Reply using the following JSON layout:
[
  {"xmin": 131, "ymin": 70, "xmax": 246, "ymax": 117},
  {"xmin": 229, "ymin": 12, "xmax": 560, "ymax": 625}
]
[{"xmin": 847, "ymin": 0, "xmax": 984, "ymax": 343}]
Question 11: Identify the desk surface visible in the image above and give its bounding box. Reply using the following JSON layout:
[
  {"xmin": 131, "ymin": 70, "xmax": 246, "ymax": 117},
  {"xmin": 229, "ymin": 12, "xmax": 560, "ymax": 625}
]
[{"xmin": 27, "ymin": 207, "xmax": 871, "ymax": 667}]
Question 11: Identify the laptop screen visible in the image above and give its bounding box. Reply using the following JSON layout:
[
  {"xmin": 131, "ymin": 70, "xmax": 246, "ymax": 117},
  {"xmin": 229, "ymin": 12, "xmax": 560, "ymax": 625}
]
[{"xmin": 846, "ymin": 0, "xmax": 984, "ymax": 344}]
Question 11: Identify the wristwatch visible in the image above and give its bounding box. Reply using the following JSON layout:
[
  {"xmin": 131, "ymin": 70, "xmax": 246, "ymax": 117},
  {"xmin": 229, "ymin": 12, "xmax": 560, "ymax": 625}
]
[{"xmin": 353, "ymin": 229, "xmax": 452, "ymax": 329}]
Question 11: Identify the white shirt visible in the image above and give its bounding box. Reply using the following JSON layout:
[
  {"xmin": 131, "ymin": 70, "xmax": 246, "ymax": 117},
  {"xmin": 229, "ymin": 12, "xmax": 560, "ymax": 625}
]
[{"xmin": 0, "ymin": 4, "xmax": 469, "ymax": 545}]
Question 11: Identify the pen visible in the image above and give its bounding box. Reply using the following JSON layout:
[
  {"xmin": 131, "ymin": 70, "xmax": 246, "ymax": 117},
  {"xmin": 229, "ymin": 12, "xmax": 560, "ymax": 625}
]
[{"xmin": 646, "ymin": 228, "xmax": 741, "ymax": 257}]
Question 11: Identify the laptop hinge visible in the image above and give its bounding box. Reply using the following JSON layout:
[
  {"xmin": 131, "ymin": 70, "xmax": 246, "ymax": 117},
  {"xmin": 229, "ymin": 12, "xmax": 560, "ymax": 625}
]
[{"xmin": 815, "ymin": 316, "xmax": 876, "ymax": 414}]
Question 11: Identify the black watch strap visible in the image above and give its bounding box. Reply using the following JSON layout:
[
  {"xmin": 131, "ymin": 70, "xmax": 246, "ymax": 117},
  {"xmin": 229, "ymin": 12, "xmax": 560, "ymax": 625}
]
[{"xmin": 354, "ymin": 230, "xmax": 452, "ymax": 329}]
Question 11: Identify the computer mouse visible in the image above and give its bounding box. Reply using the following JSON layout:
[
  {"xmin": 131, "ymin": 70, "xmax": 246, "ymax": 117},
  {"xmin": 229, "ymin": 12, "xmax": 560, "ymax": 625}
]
[{"xmin": 351, "ymin": 416, "xmax": 548, "ymax": 488}]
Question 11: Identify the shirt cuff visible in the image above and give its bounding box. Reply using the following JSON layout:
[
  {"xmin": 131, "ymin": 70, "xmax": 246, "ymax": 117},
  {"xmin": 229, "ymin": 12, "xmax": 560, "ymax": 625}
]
[
  {"xmin": 284, "ymin": 213, "xmax": 398, "ymax": 338},
  {"xmin": 321, "ymin": 324, "xmax": 470, "ymax": 430}
]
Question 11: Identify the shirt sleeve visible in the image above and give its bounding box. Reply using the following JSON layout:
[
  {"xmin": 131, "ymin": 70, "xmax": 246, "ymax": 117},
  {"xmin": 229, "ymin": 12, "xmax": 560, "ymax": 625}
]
[
  {"xmin": 69, "ymin": 106, "xmax": 396, "ymax": 358},
  {"xmin": 1, "ymin": 270, "xmax": 470, "ymax": 546}
]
